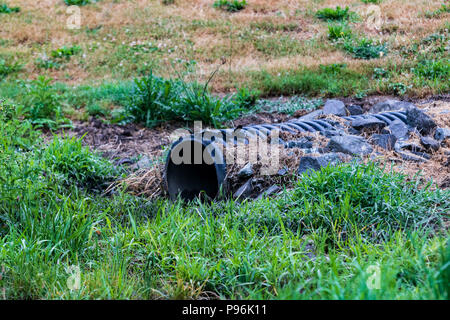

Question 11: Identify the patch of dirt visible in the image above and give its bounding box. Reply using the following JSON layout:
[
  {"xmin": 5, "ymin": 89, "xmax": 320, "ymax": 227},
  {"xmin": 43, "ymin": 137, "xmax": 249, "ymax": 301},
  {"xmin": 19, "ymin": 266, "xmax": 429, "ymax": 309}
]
[
  {"xmin": 367, "ymin": 145, "xmax": 450, "ymax": 189},
  {"xmin": 51, "ymin": 118, "xmax": 174, "ymax": 163},
  {"xmin": 420, "ymin": 100, "xmax": 450, "ymax": 128}
]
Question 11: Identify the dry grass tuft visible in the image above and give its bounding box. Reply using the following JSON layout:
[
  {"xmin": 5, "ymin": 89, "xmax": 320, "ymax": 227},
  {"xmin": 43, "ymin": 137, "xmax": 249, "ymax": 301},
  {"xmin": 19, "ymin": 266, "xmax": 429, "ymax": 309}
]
[{"xmin": 112, "ymin": 164, "xmax": 166, "ymax": 199}]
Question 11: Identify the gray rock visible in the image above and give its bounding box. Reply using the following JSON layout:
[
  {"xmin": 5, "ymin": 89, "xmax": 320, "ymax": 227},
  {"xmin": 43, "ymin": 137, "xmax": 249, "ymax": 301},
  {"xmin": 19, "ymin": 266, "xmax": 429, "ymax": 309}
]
[
  {"xmin": 347, "ymin": 104, "xmax": 364, "ymax": 115},
  {"xmin": 277, "ymin": 167, "xmax": 287, "ymax": 176},
  {"xmin": 370, "ymin": 134, "xmax": 397, "ymax": 150},
  {"xmin": 435, "ymin": 128, "xmax": 450, "ymax": 141},
  {"xmin": 394, "ymin": 142, "xmax": 431, "ymax": 161},
  {"xmin": 323, "ymin": 129, "xmax": 342, "ymax": 138},
  {"xmin": 369, "ymin": 99, "xmax": 415, "ymax": 114},
  {"xmin": 395, "ymin": 141, "xmax": 427, "ymax": 153},
  {"xmin": 136, "ymin": 155, "xmax": 152, "ymax": 169},
  {"xmin": 305, "ymin": 147, "xmax": 321, "ymax": 154},
  {"xmin": 116, "ymin": 158, "xmax": 133, "ymax": 166},
  {"xmin": 298, "ymin": 153, "xmax": 342, "ymax": 175},
  {"xmin": 405, "ymin": 106, "xmax": 437, "ymax": 135},
  {"xmin": 347, "ymin": 128, "xmax": 361, "ymax": 135},
  {"xmin": 386, "ymin": 120, "xmax": 409, "ymax": 140},
  {"xmin": 298, "ymin": 109, "xmax": 323, "ymax": 121},
  {"xmin": 256, "ymin": 185, "xmax": 281, "ymax": 199},
  {"xmin": 420, "ymin": 136, "xmax": 440, "ymax": 152},
  {"xmin": 286, "ymin": 137, "xmax": 313, "ymax": 149},
  {"xmin": 323, "ymin": 99, "xmax": 347, "ymax": 116},
  {"xmin": 327, "ymin": 135, "xmax": 373, "ymax": 156},
  {"xmin": 237, "ymin": 163, "xmax": 254, "ymax": 179},
  {"xmin": 445, "ymin": 157, "xmax": 450, "ymax": 167},
  {"xmin": 397, "ymin": 151, "xmax": 429, "ymax": 162},
  {"xmin": 351, "ymin": 116, "xmax": 386, "ymax": 131},
  {"xmin": 234, "ymin": 179, "xmax": 253, "ymax": 199}
]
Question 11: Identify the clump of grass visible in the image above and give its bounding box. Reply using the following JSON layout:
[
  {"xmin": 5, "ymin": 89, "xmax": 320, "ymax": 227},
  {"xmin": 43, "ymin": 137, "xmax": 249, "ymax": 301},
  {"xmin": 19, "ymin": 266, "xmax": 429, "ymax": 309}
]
[
  {"xmin": 361, "ymin": 0, "xmax": 382, "ymax": 4},
  {"xmin": 213, "ymin": 0, "xmax": 247, "ymax": 12},
  {"xmin": 123, "ymin": 71, "xmax": 180, "ymax": 127},
  {"xmin": 18, "ymin": 76, "xmax": 71, "ymax": 130},
  {"xmin": 228, "ymin": 87, "xmax": 259, "ymax": 110},
  {"xmin": 328, "ymin": 24, "xmax": 352, "ymax": 40},
  {"xmin": 0, "ymin": 3, "xmax": 20, "ymax": 14},
  {"xmin": 373, "ymin": 67, "xmax": 389, "ymax": 79},
  {"xmin": 64, "ymin": 0, "xmax": 91, "ymax": 5},
  {"xmin": 35, "ymin": 56, "xmax": 62, "ymax": 70},
  {"xmin": 86, "ymin": 103, "xmax": 109, "ymax": 118},
  {"xmin": 40, "ymin": 136, "xmax": 119, "ymax": 190},
  {"xmin": 51, "ymin": 45, "xmax": 81, "ymax": 60},
  {"xmin": 0, "ymin": 99, "xmax": 40, "ymax": 152},
  {"xmin": 177, "ymin": 80, "xmax": 243, "ymax": 127},
  {"xmin": 424, "ymin": 4, "xmax": 450, "ymax": 19},
  {"xmin": 316, "ymin": 6, "xmax": 353, "ymax": 21},
  {"xmin": 0, "ymin": 59, "xmax": 22, "ymax": 79},
  {"xmin": 388, "ymin": 82, "xmax": 410, "ymax": 95},
  {"xmin": 35, "ymin": 46, "xmax": 81, "ymax": 70},
  {"xmin": 412, "ymin": 59, "xmax": 450, "ymax": 80},
  {"xmin": 343, "ymin": 38, "xmax": 388, "ymax": 59},
  {"xmin": 123, "ymin": 71, "xmax": 252, "ymax": 128},
  {"xmin": 319, "ymin": 63, "xmax": 347, "ymax": 74}
]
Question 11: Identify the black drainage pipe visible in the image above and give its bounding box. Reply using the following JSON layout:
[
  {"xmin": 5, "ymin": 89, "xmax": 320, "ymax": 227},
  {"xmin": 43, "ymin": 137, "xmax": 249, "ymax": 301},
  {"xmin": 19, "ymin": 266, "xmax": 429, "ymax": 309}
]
[
  {"xmin": 165, "ymin": 111, "xmax": 407, "ymax": 200},
  {"xmin": 165, "ymin": 136, "xmax": 227, "ymax": 201}
]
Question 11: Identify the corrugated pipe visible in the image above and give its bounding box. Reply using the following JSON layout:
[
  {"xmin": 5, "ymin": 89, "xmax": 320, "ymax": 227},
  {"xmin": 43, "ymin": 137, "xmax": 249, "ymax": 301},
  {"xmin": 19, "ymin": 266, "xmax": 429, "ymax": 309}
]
[{"xmin": 164, "ymin": 111, "xmax": 407, "ymax": 200}]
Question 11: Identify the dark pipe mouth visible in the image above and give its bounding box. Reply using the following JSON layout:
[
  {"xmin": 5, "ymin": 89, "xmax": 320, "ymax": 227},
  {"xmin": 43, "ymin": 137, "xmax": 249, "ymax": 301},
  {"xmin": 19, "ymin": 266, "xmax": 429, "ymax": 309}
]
[{"xmin": 165, "ymin": 137, "xmax": 226, "ymax": 201}]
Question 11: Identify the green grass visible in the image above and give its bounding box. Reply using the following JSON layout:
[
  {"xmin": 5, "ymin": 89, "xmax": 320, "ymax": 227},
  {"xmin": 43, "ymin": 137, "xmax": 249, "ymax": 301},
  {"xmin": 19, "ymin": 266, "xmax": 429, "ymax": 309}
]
[
  {"xmin": 0, "ymin": 59, "xmax": 21, "ymax": 80},
  {"xmin": 0, "ymin": 112, "xmax": 448, "ymax": 299},
  {"xmin": 122, "ymin": 71, "xmax": 256, "ymax": 128},
  {"xmin": 315, "ymin": 6, "xmax": 354, "ymax": 22},
  {"xmin": 64, "ymin": 0, "xmax": 92, "ymax": 5},
  {"xmin": 250, "ymin": 64, "xmax": 370, "ymax": 97},
  {"xmin": 51, "ymin": 45, "xmax": 82, "ymax": 60},
  {"xmin": 343, "ymin": 38, "xmax": 388, "ymax": 60},
  {"xmin": 0, "ymin": 72, "xmax": 258, "ymax": 128},
  {"xmin": 213, "ymin": 0, "xmax": 247, "ymax": 12},
  {"xmin": 15, "ymin": 76, "xmax": 72, "ymax": 130},
  {"xmin": 412, "ymin": 59, "xmax": 450, "ymax": 81},
  {"xmin": 0, "ymin": 2, "xmax": 20, "ymax": 14},
  {"xmin": 328, "ymin": 24, "xmax": 352, "ymax": 40},
  {"xmin": 424, "ymin": 3, "xmax": 450, "ymax": 19},
  {"xmin": 40, "ymin": 135, "xmax": 120, "ymax": 190},
  {"xmin": 254, "ymin": 36, "xmax": 308, "ymax": 57},
  {"xmin": 361, "ymin": 0, "xmax": 382, "ymax": 4}
]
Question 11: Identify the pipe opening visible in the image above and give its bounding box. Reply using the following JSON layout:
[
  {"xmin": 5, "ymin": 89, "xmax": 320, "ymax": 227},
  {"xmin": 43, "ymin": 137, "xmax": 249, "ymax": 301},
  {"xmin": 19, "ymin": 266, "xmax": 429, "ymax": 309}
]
[{"xmin": 166, "ymin": 139, "xmax": 224, "ymax": 201}]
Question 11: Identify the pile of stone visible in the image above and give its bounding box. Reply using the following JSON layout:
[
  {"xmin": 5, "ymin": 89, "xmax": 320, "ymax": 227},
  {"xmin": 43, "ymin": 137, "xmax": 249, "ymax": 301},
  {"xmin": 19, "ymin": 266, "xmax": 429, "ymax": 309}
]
[{"xmin": 231, "ymin": 99, "xmax": 450, "ymax": 199}]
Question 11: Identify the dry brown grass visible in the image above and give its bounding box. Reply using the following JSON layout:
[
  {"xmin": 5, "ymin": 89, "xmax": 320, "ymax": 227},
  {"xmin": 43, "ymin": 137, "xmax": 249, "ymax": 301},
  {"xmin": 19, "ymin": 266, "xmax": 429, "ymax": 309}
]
[
  {"xmin": 115, "ymin": 164, "xmax": 165, "ymax": 199},
  {"xmin": 0, "ymin": 0, "xmax": 447, "ymax": 89}
]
